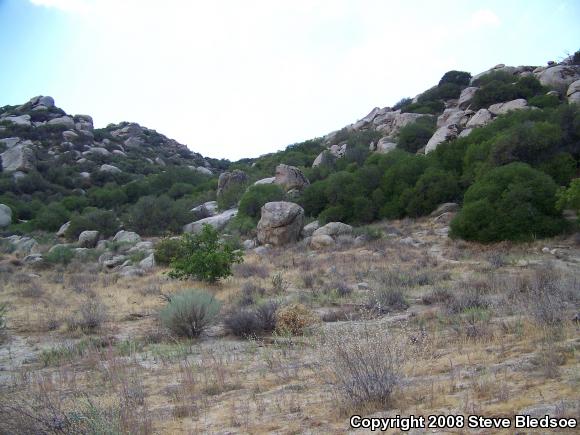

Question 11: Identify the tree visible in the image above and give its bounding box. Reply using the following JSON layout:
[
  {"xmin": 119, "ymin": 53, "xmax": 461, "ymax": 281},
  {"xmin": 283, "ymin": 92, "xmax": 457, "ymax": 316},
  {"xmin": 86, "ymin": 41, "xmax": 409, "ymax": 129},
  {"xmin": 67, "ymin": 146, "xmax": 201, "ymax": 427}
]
[{"xmin": 168, "ymin": 224, "xmax": 243, "ymax": 283}]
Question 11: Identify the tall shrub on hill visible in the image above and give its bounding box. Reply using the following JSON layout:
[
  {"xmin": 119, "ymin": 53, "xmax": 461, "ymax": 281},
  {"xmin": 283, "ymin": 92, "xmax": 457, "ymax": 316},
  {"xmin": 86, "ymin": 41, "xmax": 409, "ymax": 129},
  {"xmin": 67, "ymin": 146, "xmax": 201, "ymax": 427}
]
[{"xmin": 451, "ymin": 163, "xmax": 566, "ymax": 242}]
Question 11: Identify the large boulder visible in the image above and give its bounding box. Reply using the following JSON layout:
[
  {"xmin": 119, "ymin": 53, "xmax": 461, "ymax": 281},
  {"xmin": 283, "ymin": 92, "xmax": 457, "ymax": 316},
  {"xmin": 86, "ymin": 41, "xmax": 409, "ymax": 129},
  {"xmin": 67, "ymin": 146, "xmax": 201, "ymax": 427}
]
[
  {"xmin": 374, "ymin": 111, "xmax": 427, "ymax": 136},
  {"xmin": 313, "ymin": 222, "xmax": 353, "ymax": 238},
  {"xmin": 567, "ymin": 80, "xmax": 580, "ymax": 105},
  {"xmin": 375, "ymin": 137, "xmax": 397, "ymax": 154},
  {"xmin": 0, "ymin": 204, "xmax": 12, "ymax": 228},
  {"xmin": 488, "ymin": 99, "xmax": 528, "ymax": 116},
  {"xmin": 78, "ymin": 230, "xmax": 100, "ymax": 248},
  {"xmin": 437, "ymin": 108, "xmax": 468, "ymax": 128},
  {"xmin": 257, "ymin": 201, "xmax": 304, "ymax": 246},
  {"xmin": 425, "ymin": 124, "xmax": 459, "ymax": 153},
  {"xmin": 254, "ymin": 177, "xmax": 276, "ymax": 185},
  {"xmin": 189, "ymin": 166, "xmax": 212, "ymax": 176},
  {"xmin": 191, "ymin": 201, "xmax": 218, "ymax": 219},
  {"xmin": 310, "ymin": 234, "xmax": 335, "ymax": 250},
  {"xmin": 1, "ymin": 141, "xmax": 35, "ymax": 172},
  {"xmin": 74, "ymin": 114, "xmax": 93, "ymax": 132},
  {"xmin": 56, "ymin": 221, "xmax": 71, "ymax": 237},
  {"xmin": 112, "ymin": 230, "xmax": 141, "ymax": 244},
  {"xmin": 274, "ymin": 164, "xmax": 309, "ymax": 191},
  {"xmin": 301, "ymin": 221, "xmax": 320, "ymax": 238},
  {"xmin": 217, "ymin": 170, "xmax": 248, "ymax": 197},
  {"xmin": 183, "ymin": 209, "xmax": 238, "ymax": 234},
  {"xmin": 2, "ymin": 115, "xmax": 31, "ymax": 127},
  {"xmin": 537, "ymin": 65, "xmax": 580, "ymax": 94},
  {"xmin": 466, "ymin": 108, "xmax": 492, "ymax": 128},
  {"xmin": 457, "ymin": 86, "xmax": 479, "ymax": 109},
  {"xmin": 47, "ymin": 116, "xmax": 76, "ymax": 129},
  {"xmin": 100, "ymin": 164, "xmax": 122, "ymax": 174},
  {"xmin": 4, "ymin": 235, "xmax": 39, "ymax": 256}
]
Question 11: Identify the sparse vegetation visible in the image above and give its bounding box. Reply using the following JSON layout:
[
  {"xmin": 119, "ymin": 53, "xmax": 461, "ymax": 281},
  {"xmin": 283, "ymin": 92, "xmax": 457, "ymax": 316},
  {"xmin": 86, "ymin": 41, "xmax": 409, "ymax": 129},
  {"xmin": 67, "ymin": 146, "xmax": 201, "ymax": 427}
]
[{"xmin": 160, "ymin": 289, "xmax": 221, "ymax": 337}]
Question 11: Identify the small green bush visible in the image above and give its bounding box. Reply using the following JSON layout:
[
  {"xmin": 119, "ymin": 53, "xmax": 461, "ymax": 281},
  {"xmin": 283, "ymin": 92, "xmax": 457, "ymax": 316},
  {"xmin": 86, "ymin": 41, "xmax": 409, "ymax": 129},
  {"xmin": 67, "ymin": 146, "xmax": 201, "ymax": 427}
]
[
  {"xmin": 451, "ymin": 163, "xmax": 566, "ymax": 242},
  {"xmin": 160, "ymin": 289, "xmax": 221, "ymax": 337},
  {"xmin": 556, "ymin": 178, "xmax": 580, "ymax": 217},
  {"xmin": 65, "ymin": 209, "xmax": 120, "ymax": 240},
  {"xmin": 238, "ymin": 184, "xmax": 285, "ymax": 221},
  {"xmin": 154, "ymin": 237, "xmax": 182, "ymax": 265},
  {"xmin": 439, "ymin": 70, "xmax": 471, "ymax": 87},
  {"xmin": 397, "ymin": 116, "xmax": 436, "ymax": 153},
  {"xmin": 44, "ymin": 245, "xmax": 75, "ymax": 265},
  {"xmin": 168, "ymin": 224, "xmax": 243, "ymax": 283}
]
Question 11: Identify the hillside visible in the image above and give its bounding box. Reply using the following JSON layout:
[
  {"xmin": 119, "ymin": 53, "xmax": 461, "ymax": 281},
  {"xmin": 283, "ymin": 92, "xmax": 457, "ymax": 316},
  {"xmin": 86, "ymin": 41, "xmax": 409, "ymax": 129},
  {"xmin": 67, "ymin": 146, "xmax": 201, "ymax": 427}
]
[{"xmin": 1, "ymin": 52, "xmax": 580, "ymax": 434}]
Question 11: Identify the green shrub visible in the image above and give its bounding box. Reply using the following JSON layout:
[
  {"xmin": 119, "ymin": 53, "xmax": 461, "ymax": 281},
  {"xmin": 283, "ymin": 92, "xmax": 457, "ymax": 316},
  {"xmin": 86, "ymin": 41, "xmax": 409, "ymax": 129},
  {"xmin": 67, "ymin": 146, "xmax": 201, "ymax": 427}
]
[
  {"xmin": 124, "ymin": 195, "xmax": 191, "ymax": 236},
  {"xmin": 154, "ymin": 237, "xmax": 182, "ymax": 265},
  {"xmin": 439, "ymin": 70, "xmax": 471, "ymax": 87},
  {"xmin": 33, "ymin": 202, "xmax": 70, "ymax": 231},
  {"xmin": 472, "ymin": 75, "xmax": 546, "ymax": 109},
  {"xmin": 403, "ymin": 168, "xmax": 460, "ymax": 217},
  {"xmin": 217, "ymin": 183, "xmax": 248, "ymax": 210},
  {"xmin": 238, "ymin": 184, "xmax": 285, "ymax": 221},
  {"xmin": 529, "ymin": 94, "xmax": 560, "ymax": 109},
  {"xmin": 65, "ymin": 209, "xmax": 120, "ymax": 240},
  {"xmin": 160, "ymin": 289, "xmax": 221, "ymax": 337},
  {"xmin": 398, "ymin": 116, "xmax": 436, "ymax": 153},
  {"xmin": 167, "ymin": 224, "xmax": 243, "ymax": 283},
  {"xmin": 44, "ymin": 245, "xmax": 75, "ymax": 265},
  {"xmin": 556, "ymin": 178, "xmax": 580, "ymax": 216},
  {"xmin": 451, "ymin": 163, "xmax": 566, "ymax": 242}
]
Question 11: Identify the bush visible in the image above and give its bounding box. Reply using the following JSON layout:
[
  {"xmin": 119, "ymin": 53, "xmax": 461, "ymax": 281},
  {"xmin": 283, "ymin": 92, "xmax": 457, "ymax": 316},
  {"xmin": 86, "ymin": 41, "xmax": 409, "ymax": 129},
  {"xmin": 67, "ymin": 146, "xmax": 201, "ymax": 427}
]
[
  {"xmin": 224, "ymin": 308, "xmax": 260, "ymax": 338},
  {"xmin": 160, "ymin": 289, "xmax": 221, "ymax": 338},
  {"xmin": 397, "ymin": 116, "xmax": 436, "ymax": 153},
  {"xmin": 33, "ymin": 203, "xmax": 70, "ymax": 231},
  {"xmin": 322, "ymin": 324, "xmax": 406, "ymax": 407},
  {"xmin": 367, "ymin": 287, "xmax": 409, "ymax": 313},
  {"xmin": 124, "ymin": 195, "xmax": 191, "ymax": 236},
  {"xmin": 44, "ymin": 245, "xmax": 75, "ymax": 265},
  {"xmin": 154, "ymin": 237, "xmax": 182, "ymax": 265},
  {"xmin": 403, "ymin": 168, "xmax": 459, "ymax": 217},
  {"xmin": 237, "ymin": 184, "xmax": 285, "ymax": 221},
  {"xmin": 276, "ymin": 303, "xmax": 315, "ymax": 335},
  {"xmin": 556, "ymin": 178, "xmax": 580, "ymax": 216},
  {"xmin": 439, "ymin": 70, "xmax": 471, "ymax": 87},
  {"xmin": 67, "ymin": 299, "xmax": 108, "ymax": 332},
  {"xmin": 65, "ymin": 209, "xmax": 120, "ymax": 240},
  {"xmin": 451, "ymin": 163, "xmax": 566, "ymax": 242},
  {"xmin": 167, "ymin": 224, "xmax": 243, "ymax": 283}
]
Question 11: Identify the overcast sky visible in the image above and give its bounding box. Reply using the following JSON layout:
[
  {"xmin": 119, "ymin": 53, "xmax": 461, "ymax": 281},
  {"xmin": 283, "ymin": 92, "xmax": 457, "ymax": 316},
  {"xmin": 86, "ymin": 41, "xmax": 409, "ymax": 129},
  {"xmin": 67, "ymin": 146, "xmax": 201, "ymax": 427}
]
[{"xmin": 1, "ymin": 0, "xmax": 578, "ymax": 160}]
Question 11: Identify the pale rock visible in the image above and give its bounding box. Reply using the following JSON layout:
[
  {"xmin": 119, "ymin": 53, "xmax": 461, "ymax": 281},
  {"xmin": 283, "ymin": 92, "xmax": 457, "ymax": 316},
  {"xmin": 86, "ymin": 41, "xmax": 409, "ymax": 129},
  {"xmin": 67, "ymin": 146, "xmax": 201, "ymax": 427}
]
[
  {"xmin": 537, "ymin": 65, "xmax": 580, "ymax": 94},
  {"xmin": 139, "ymin": 254, "xmax": 156, "ymax": 270},
  {"xmin": 79, "ymin": 172, "xmax": 91, "ymax": 179},
  {"xmin": 466, "ymin": 108, "xmax": 493, "ymax": 128},
  {"xmin": 83, "ymin": 147, "xmax": 110, "ymax": 157},
  {"xmin": 566, "ymin": 79, "xmax": 580, "ymax": 104},
  {"xmin": 189, "ymin": 166, "xmax": 212, "ymax": 176},
  {"xmin": 457, "ymin": 87, "xmax": 478, "ymax": 109},
  {"xmin": 430, "ymin": 203, "xmax": 459, "ymax": 217},
  {"xmin": 100, "ymin": 164, "xmax": 121, "ymax": 174},
  {"xmin": 78, "ymin": 230, "xmax": 99, "ymax": 248},
  {"xmin": 120, "ymin": 266, "xmax": 144, "ymax": 277},
  {"xmin": 3, "ymin": 115, "xmax": 31, "ymax": 126},
  {"xmin": 310, "ymin": 234, "xmax": 335, "ymax": 250},
  {"xmin": 47, "ymin": 116, "xmax": 75, "ymax": 129},
  {"xmin": 437, "ymin": 108, "xmax": 466, "ymax": 128},
  {"xmin": 155, "ymin": 157, "xmax": 166, "ymax": 166},
  {"xmin": 62, "ymin": 130, "xmax": 79, "ymax": 141},
  {"xmin": 375, "ymin": 137, "xmax": 397, "ymax": 153},
  {"xmin": 0, "ymin": 137, "xmax": 21, "ymax": 149},
  {"xmin": 56, "ymin": 221, "xmax": 71, "ymax": 237},
  {"xmin": 458, "ymin": 128, "xmax": 473, "ymax": 138},
  {"xmin": 23, "ymin": 254, "xmax": 43, "ymax": 264},
  {"xmin": 217, "ymin": 170, "xmax": 248, "ymax": 197},
  {"xmin": 112, "ymin": 150, "xmax": 127, "ymax": 157},
  {"xmin": 488, "ymin": 99, "xmax": 528, "ymax": 116},
  {"xmin": 301, "ymin": 221, "xmax": 320, "ymax": 238},
  {"xmin": 242, "ymin": 239, "xmax": 256, "ymax": 250},
  {"xmin": 191, "ymin": 201, "xmax": 219, "ymax": 219},
  {"xmin": 113, "ymin": 230, "xmax": 141, "ymax": 244},
  {"xmin": 257, "ymin": 201, "xmax": 304, "ymax": 246},
  {"xmin": 4, "ymin": 235, "xmax": 39, "ymax": 256},
  {"xmin": 254, "ymin": 177, "xmax": 276, "ymax": 185},
  {"xmin": 0, "ymin": 204, "xmax": 12, "ymax": 228},
  {"xmin": 104, "ymin": 255, "xmax": 128, "ymax": 268},
  {"xmin": 1, "ymin": 141, "xmax": 35, "ymax": 172},
  {"xmin": 124, "ymin": 136, "xmax": 144, "ymax": 148},
  {"xmin": 274, "ymin": 164, "xmax": 309, "ymax": 191},
  {"xmin": 313, "ymin": 222, "xmax": 353, "ymax": 238},
  {"xmin": 183, "ymin": 209, "xmax": 238, "ymax": 233},
  {"xmin": 425, "ymin": 124, "xmax": 459, "ymax": 153}
]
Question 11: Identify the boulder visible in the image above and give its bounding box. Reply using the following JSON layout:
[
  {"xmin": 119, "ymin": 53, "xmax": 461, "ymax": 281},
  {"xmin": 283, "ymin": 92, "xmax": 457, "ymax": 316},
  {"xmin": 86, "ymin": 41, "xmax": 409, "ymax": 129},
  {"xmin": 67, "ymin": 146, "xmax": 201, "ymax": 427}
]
[
  {"xmin": 254, "ymin": 177, "xmax": 276, "ymax": 185},
  {"xmin": 74, "ymin": 115, "xmax": 94, "ymax": 132},
  {"xmin": 47, "ymin": 116, "xmax": 76, "ymax": 129},
  {"xmin": 374, "ymin": 111, "xmax": 427, "ymax": 136},
  {"xmin": 128, "ymin": 241, "xmax": 154, "ymax": 254},
  {"xmin": 191, "ymin": 201, "xmax": 218, "ymax": 219},
  {"xmin": 537, "ymin": 65, "xmax": 580, "ymax": 94},
  {"xmin": 23, "ymin": 254, "xmax": 43, "ymax": 264},
  {"xmin": 375, "ymin": 137, "xmax": 397, "ymax": 153},
  {"xmin": 100, "ymin": 164, "xmax": 121, "ymax": 174},
  {"xmin": 437, "ymin": 108, "xmax": 467, "ymax": 128},
  {"xmin": 0, "ymin": 137, "xmax": 21, "ymax": 149},
  {"xmin": 139, "ymin": 253, "xmax": 156, "ymax": 270},
  {"xmin": 0, "ymin": 204, "xmax": 12, "ymax": 228},
  {"xmin": 1, "ymin": 141, "xmax": 35, "ymax": 172},
  {"xmin": 189, "ymin": 166, "xmax": 212, "ymax": 176},
  {"xmin": 457, "ymin": 86, "xmax": 478, "ymax": 109},
  {"xmin": 112, "ymin": 150, "xmax": 127, "ymax": 157},
  {"xmin": 78, "ymin": 230, "xmax": 99, "ymax": 248},
  {"xmin": 257, "ymin": 201, "xmax": 304, "ymax": 246},
  {"xmin": 119, "ymin": 266, "xmax": 145, "ymax": 277},
  {"xmin": 155, "ymin": 157, "xmax": 166, "ymax": 166},
  {"xmin": 62, "ymin": 130, "xmax": 79, "ymax": 141},
  {"xmin": 217, "ymin": 170, "xmax": 248, "ymax": 197},
  {"xmin": 183, "ymin": 208, "xmax": 238, "ymax": 234},
  {"xmin": 488, "ymin": 99, "xmax": 528, "ymax": 116},
  {"xmin": 48, "ymin": 243, "xmax": 72, "ymax": 254},
  {"xmin": 566, "ymin": 80, "xmax": 580, "ymax": 105},
  {"xmin": 310, "ymin": 234, "xmax": 335, "ymax": 250},
  {"xmin": 4, "ymin": 236, "xmax": 39, "ymax": 256},
  {"xmin": 83, "ymin": 147, "xmax": 110, "ymax": 157},
  {"xmin": 242, "ymin": 239, "xmax": 256, "ymax": 250},
  {"xmin": 301, "ymin": 221, "xmax": 320, "ymax": 238},
  {"xmin": 103, "ymin": 255, "xmax": 128, "ymax": 268},
  {"xmin": 458, "ymin": 128, "xmax": 473, "ymax": 138},
  {"xmin": 466, "ymin": 108, "xmax": 492, "ymax": 128},
  {"xmin": 56, "ymin": 221, "xmax": 71, "ymax": 237},
  {"xmin": 274, "ymin": 164, "xmax": 309, "ymax": 191},
  {"xmin": 112, "ymin": 230, "xmax": 141, "ymax": 244},
  {"xmin": 37, "ymin": 96, "xmax": 55, "ymax": 107},
  {"xmin": 79, "ymin": 172, "xmax": 91, "ymax": 179},
  {"xmin": 425, "ymin": 124, "xmax": 459, "ymax": 153},
  {"xmin": 3, "ymin": 115, "xmax": 31, "ymax": 126},
  {"xmin": 313, "ymin": 222, "xmax": 353, "ymax": 238}
]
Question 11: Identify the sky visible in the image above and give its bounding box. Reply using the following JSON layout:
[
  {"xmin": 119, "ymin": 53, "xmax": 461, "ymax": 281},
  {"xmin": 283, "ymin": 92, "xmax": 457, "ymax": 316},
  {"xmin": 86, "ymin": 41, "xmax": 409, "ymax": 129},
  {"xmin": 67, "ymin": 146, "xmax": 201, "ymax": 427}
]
[{"xmin": 0, "ymin": 0, "xmax": 579, "ymax": 160}]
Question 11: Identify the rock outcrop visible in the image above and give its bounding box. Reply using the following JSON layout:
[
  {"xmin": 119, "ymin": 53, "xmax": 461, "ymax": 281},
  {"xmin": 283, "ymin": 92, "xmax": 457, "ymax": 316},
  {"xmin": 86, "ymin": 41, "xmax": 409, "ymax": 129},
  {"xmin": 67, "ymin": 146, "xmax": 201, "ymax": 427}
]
[
  {"xmin": 466, "ymin": 108, "xmax": 492, "ymax": 128},
  {"xmin": 567, "ymin": 80, "xmax": 580, "ymax": 105},
  {"xmin": 488, "ymin": 99, "xmax": 528, "ymax": 116},
  {"xmin": 217, "ymin": 170, "xmax": 248, "ymax": 197},
  {"xmin": 78, "ymin": 230, "xmax": 100, "ymax": 248},
  {"xmin": 312, "ymin": 222, "xmax": 353, "ymax": 238},
  {"xmin": 191, "ymin": 201, "xmax": 218, "ymax": 219},
  {"xmin": 183, "ymin": 209, "xmax": 238, "ymax": 234},
  {"xmin": 0, "ymin": 204, "xmax": 12, "ymax": 228},
  {"xmin": 274, "ymin": 164, "xmax": 309, "ymax": 191},
  {"xmin": 113, "ymin": 230, "xmax": 141, "ymax": 244},
  {"xmin": 537, "ymin": 65, "xmax": 580, "ymax": 94},
  {"xmin": 257, "ymin": 202, "xmax": 304, "ymax": 246},
  {"xmin": 425, "ymin": 124, "xmax": 459, "ymax": 153},
  {"xmin": 1, "ymin": 140, "xmax": 35, "ymax": 172}
]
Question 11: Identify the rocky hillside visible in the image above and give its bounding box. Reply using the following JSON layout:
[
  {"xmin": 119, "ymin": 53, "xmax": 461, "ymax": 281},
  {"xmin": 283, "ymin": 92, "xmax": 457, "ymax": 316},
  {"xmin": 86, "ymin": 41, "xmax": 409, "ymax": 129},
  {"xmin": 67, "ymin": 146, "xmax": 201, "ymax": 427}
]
[{"xmin": 0, "ymin": 95, "xmax": 216, "ymax": 180}]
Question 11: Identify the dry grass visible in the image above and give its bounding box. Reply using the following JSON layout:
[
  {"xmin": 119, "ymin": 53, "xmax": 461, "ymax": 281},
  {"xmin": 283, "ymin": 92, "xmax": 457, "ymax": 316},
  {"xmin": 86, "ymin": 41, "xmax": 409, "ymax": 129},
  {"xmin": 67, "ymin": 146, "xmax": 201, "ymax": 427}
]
[{"xmin": 0, "ymin": 218, "xmax": 579, "ymax": 433}]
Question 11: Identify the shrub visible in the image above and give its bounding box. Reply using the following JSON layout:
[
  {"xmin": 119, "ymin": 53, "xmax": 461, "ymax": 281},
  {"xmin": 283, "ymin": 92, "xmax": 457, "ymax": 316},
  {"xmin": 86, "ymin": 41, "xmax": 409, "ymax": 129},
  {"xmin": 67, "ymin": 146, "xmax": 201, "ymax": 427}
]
[
  {"xmin": 154, "ymin": 237, "xmax": 182, "ymax": 265},
  {"xmin": 159, "ymin": 289, "xmax": 221, "ymax": 337},
  {"xmin": 238, "ymin": 184, "xmax": 285, "ymax": 221},
  {"xmin": 65, "ymin": 209, "xmax": 120, "ymax": 240},
  {"xmin": 276, "ymin": 303, "xmax": 315, "ymax": 335},
  {"xmin": 124, "ymin": 195, "xmax": 191, "ymax": 236},
  {"xmin": 255, "ymin": 300, "xmax": 279, "ymax": 332},
  {"xmin": 167, "ymin": 225, "xmax": 243, "ymax": 283},
  {"xmin": 403, "ymin": 168, "xmax": 459, "ymax": 217},
  {"xmin": 322, "ymin": 324, "xmax": 407, "ymax": 407},
  {"xmin": 367, "ymin": 287, "xmax": 409, "ymax": 313},
  {"xmin": 397, "ymin": 116, "xmax": 436, "ymax": 153},
  {"xmin": 224, "ymin": 309, "xmax": 260, "ymax": 337},
  {"xmin": 529, "ymin": 94, "xmax": 560, "ymax": 109},
  {"xmin": 44, "ymin": 245, "xmax": 75, "ymax": 265},
  {"xmin": 451, "ymin": 163, "xmax": 566, "ymax": 242},
  {"xmin": 439, "ymin": 70, "xmax": 471, "ymax": 87},
  {"xmin": 556, "ymin": 178, "xmax": 580, "ymax": 216},
  {"xmin": 33, "ymin": 202, "xmax": 70, "ymax": 231},
  {"xmin": 67, "ymin": 299, "xmax": 108, "ymax": 332}
]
